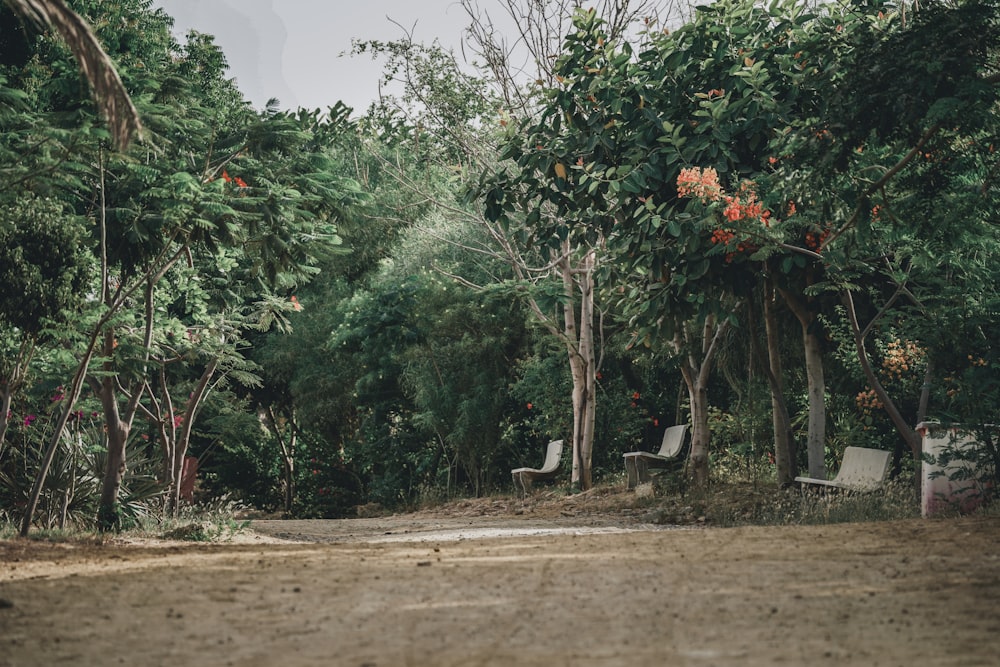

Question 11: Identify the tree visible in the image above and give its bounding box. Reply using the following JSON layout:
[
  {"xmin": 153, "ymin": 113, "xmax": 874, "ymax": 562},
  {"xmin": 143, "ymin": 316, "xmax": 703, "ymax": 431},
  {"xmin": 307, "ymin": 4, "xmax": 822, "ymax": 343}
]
[
  {"xmin": 0, "ymin": 195, "xmax": 92, "ymax": 450},
  {"xmin": 483, "ymin": 3, "xmax": 806, "ymax": 483},
  {"xmin": 767, "ymin": 0, "xmax": 1000, "ymax": 467}
]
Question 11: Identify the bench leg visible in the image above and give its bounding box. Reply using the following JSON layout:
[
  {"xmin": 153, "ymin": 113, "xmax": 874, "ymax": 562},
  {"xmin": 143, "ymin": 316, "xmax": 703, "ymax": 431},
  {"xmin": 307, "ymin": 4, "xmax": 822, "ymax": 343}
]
[
  {"xmin": 635, "ymin": 458, "xmax": 652, "ymax": 485},
  {"xmin": 625, "ymin": 457, "xmax": 638, "ymax": 490},
  {"xmin": 512, "ymin": 471, "xmax": 533, "ymax": 496}
]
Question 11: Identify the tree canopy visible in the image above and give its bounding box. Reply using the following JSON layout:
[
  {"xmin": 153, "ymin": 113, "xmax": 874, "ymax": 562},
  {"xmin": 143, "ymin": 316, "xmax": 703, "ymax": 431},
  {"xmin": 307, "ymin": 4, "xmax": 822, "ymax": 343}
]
[{"xmin": 1, "ymin": 0, "xmax": 997, "ymax": 531}]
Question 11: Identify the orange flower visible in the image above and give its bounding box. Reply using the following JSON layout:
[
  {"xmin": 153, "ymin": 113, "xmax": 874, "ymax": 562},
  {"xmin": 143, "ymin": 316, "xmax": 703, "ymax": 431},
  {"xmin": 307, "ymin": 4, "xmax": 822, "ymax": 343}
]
[
  {"xmin": 723, "ymin": 197, "xmax": 743, "ymax": 222},
  {"xmin": 677, "ymin": 166, "xmax": 722, "ymax": 201}
]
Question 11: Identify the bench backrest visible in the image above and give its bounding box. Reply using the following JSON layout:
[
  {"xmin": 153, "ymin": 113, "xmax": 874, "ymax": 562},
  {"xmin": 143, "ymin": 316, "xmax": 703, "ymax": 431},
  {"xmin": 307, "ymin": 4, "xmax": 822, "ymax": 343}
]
[
  {"xmin": 832, "ymin": 447, "xmax": 892, "ymax": 490},
  {"xmin": 657, "ymin": 425, "xmax": 689, "ymax": 458},
  {"xmin": 538, "ymin": 440, "xmax": 564, "ymax": 473}
]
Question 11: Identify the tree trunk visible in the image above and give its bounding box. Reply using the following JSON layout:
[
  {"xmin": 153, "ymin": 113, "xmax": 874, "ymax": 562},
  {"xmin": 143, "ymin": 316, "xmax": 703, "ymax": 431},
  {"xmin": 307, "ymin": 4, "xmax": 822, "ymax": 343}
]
[
  {"xmin": 917, "ymin": 359, "xmax": 933, "ymax": 425},
  {"xmin": 97, "ymin": 329, "xmax": 130, "ymax": 531},
  {"xmin": 21, "ymin": 157, "xmax": 181, "ymax": 535},
  {"xmin": 673, "ymin": 314, "xmax": 731, "ymax": 487},
  {"xmin": 282, "ymin": 431, "xmax": 296, "ymax": 514},
  {"xmin": 166, "ymin": 358, "xmax": 218, "ymax": 516},
  {"xmin": 562, "ymin": 247, "xmax": 597, "ymax": 490},
  {"xmin": 842, "ymin": 290, "xmax": 922, "ymax": 457},
  {"xmin": 802, "ymin": 327, "xmax": 827, "ymax": 479},
  {"xmin": 264, "ymin": 405, "xmax": 298, "ymax": 515},
  {"xmin": 761, "ymin": 280, "xmax": 796, "ymax": 485},
  {"xmin": 779, "ymin": 286, "xmax": 827, "ymax": 479},
  {"xmin": 681, "ymin": 365, "xmax": 712, "ymax": 487},
  {"xmin": 0, "ymin": 385, "xmax": 12, "ymax": 459}
]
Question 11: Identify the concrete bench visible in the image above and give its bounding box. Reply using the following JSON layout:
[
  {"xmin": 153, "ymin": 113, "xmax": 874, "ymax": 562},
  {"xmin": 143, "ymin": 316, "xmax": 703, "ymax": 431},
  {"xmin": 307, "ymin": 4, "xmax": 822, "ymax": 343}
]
[
  {"xmin": 624, "ymin": 424, "xmax": 689, "ymax": 490},
  {"xmin": 795, "ymin": 446, "xmax": 892, "ymax": 492},
  {"xmin": 512, "ymin": 440, "xmax": 563, "ymax": 495}
]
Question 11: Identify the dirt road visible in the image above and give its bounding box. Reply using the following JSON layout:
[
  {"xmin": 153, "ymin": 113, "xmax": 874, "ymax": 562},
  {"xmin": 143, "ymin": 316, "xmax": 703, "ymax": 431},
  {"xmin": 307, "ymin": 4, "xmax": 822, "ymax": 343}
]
[{"xmin": 1, "ymin": 514, "xmax": 998, "ymax": 666}]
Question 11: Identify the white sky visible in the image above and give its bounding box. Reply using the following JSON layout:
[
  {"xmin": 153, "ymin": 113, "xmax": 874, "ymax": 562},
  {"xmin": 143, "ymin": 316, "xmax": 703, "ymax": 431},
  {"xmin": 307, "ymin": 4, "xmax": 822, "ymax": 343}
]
[{"xmin": 152, "ymin": 0, "xmax": 476, "ymax": 114}]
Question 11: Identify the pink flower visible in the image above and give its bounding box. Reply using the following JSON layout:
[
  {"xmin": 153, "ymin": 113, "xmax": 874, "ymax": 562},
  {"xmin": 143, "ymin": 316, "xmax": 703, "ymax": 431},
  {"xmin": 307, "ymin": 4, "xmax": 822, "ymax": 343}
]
[{"xmin": 23, "ymin": 414, "xmax": 36, "ymax": 427}]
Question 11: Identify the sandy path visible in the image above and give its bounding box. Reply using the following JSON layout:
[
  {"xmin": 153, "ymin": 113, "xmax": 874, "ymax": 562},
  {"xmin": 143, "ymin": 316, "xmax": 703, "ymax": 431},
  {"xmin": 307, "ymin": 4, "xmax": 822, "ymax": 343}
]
[{"xmin": 1, "ymin": 515, "xmax": 998, "ymax": 666}]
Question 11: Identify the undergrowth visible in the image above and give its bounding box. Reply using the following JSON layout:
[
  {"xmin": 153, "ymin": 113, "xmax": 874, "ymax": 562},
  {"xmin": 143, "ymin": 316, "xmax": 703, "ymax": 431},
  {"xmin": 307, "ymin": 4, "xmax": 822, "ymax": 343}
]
[
  {"xmin": 697, "ymin": 478, "xmax": 921, "ymax": 527},
  {"xmin": 141, "ymin": 495, "xmax": 253, "ymax": 542},
  {"xmin": 0, "ymin": 495, "xmax": 253, "ymax": 543}
]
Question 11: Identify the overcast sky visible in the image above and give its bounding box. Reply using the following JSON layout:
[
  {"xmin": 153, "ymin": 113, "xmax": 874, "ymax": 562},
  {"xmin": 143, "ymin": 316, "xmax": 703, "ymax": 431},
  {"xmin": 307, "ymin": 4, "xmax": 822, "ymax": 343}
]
[{"xmin": 152, "ymin": 0, "xmax": 475, "ymax": 114}]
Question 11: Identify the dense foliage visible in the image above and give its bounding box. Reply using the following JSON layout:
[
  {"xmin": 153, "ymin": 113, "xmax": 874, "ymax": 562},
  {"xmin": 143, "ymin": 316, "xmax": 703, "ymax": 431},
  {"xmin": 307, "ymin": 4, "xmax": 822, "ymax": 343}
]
[{"xmin": 1, "ymin": 0, "xmax": 997, "ymax": 530}]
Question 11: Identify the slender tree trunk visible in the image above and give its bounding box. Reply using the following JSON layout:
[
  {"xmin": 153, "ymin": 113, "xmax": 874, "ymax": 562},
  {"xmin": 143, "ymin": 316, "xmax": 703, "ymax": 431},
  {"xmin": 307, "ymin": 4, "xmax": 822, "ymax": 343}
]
[
  {"xmin": 164, "ymin": 358, "xmax": 218, "ymax": 515},
  {"xmin": 802, "ymin": 327, "xmax": 826, "ymax": 479},
  {"xmin": 562, "ymin": 247, "xmax": 597, "ymax": 490},
  {"xmin": 681, "ymin": 364, "xmax": 712, "ymax": 487},
  {"xmin": 97, "ymin": 330, "xmax": 130, "ymax": 531},
  {"xmin": 779, "ymin": 287, "xmax": 827, "ymax": 479},
  {"xmin": 282, "ymin": 428, "xmax": 296, "ymax": 514},
  {"xmin": 20, "ymin": 154, "xmax": 182, "ymax": 535},
  {"xmin": 760, "ymin": 280, "xmax": 796, "ymax": 485},
  {"xmin": 153, "ymin": 366, "xmax": 176, "ymax": 496},
  {"xmin": 673, "ymin": 314, "xmax": 730, "ymax": 487},
  {"xmin": 0, "ymin": 386, "xmax": 13, "ymax": 459},
  {"xmin": 265, "ymin": 405, "xmax": 298, "ymax": 515},
  {"xmin": 842, "ymin": 290, "xmax": 922, "ymax": 457}
]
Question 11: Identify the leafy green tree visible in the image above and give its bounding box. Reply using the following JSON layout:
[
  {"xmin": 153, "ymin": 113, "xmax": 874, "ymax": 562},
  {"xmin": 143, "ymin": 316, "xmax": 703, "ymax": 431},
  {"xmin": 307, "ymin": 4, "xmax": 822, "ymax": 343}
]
[
  {"xmin": 0, "ymin": 195, "xmax": 92, "ymax": 448},
  {"xmin": 764, "ymin": 0, "xmax": 1000, "ymax": 466},
  {"xmin": 480, "ymin": 5, "xmax": 778, "ymax": 484}
]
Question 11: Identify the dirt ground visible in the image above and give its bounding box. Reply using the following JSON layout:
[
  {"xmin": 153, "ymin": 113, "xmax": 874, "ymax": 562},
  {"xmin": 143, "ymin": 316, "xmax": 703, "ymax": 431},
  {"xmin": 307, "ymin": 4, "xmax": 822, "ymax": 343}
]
[{"xmin": 1, "ymin": 490, "xmax": 998, "ymax": 667}]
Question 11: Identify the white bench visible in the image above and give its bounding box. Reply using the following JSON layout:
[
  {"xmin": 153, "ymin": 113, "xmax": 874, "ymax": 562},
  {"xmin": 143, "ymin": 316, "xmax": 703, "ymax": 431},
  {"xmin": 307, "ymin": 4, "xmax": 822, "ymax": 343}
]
[
  {"xmin": 624, "ymin": 424, "xmax": 688, "ymax": 490},
  {"xmin": 795, "ymin": 446, "xmax": 892, "ymax": 492},
  {"xmin": 511, "ymin": 440, "xmax": 563, "ymax": 495}
]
